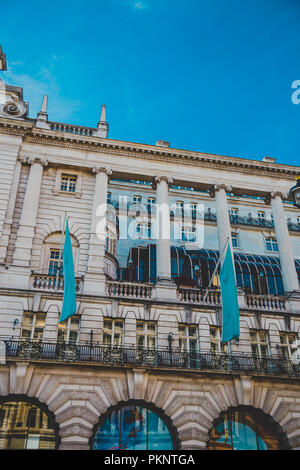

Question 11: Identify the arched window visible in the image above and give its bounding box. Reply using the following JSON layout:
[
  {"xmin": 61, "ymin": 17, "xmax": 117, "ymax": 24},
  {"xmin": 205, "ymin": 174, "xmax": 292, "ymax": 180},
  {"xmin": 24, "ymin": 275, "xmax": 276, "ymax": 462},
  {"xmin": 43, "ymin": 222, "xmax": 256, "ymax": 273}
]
[
  {"xmin": 91, "ymin": 400, "xmax": 179, "ymax": 450},
  {"xmin": 207, "ymin": 406, "xmax": 289, "ymax": 450},
  {"xmin": 0, "ymin": 395, "xmax": 60, "ymax": 449},
  {"xmin": 40, "ymin": 232, "xmax": 79, "ymax": 276}
]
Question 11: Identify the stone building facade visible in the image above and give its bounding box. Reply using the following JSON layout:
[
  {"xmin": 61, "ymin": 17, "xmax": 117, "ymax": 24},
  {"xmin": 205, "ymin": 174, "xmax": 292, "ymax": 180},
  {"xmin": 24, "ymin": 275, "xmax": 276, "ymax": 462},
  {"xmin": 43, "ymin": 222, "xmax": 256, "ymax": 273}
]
[{"xmin": 0, "ymin": 62, "xmax": 299, "ymax": 450}]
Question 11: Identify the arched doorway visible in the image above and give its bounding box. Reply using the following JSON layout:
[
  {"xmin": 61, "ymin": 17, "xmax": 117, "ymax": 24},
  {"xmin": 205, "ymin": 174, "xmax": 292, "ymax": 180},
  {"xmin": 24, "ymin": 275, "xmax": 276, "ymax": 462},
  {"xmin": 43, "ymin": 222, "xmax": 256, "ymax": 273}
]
[
  {"xmin": 207, "ymin": 406, "xmax": 289, "ymax": 450},
  {"xmin": 0, "ymin": 395, "xmax": 60, "ymax": 449},
  {"xmin": 90, "ymin": 400, "xmax": 180, "ymax": 450}
]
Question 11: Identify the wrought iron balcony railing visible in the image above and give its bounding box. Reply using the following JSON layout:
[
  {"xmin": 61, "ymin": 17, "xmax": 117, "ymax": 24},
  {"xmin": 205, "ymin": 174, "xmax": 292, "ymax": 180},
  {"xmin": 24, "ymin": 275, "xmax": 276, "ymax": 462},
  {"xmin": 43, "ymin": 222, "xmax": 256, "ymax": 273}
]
[{"xmin": 3, "ymin": 339, "xmax": 300, "ymax": 378}]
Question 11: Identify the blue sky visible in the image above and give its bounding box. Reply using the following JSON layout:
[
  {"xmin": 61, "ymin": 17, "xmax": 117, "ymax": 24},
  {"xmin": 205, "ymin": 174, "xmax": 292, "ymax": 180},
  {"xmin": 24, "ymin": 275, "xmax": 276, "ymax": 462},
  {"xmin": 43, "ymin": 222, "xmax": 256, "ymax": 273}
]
[{"xmin": 1, "ymin": 0, "xmax": 300, "ymax": 166}]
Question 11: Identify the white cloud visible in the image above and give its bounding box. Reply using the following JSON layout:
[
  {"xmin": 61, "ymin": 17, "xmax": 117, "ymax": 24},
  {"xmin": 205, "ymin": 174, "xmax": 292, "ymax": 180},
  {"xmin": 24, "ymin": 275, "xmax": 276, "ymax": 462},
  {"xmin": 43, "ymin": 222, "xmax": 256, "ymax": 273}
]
[
  {"xmin": 130, "ymin": 1, "xmax": 149, "ymax": 10},
  {"xmin": 2, "ymin": 58, "xmax": 82, "ymax": 123}
]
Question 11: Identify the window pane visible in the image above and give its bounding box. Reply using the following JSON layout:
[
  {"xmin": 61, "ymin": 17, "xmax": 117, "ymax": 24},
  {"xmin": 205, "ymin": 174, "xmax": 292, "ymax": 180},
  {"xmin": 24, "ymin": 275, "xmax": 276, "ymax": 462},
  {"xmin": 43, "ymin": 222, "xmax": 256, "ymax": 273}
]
[{"xmin": 93, "ymin": 406, "xmax": 174, "ymax": 450}]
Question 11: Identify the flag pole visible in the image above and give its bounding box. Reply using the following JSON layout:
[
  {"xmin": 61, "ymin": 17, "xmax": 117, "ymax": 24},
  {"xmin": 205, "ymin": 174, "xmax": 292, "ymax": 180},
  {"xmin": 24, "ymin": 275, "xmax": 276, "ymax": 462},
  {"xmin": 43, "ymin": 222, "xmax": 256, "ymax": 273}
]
[
  {"xmin": 203, "ymin": 237, "xmax": 230, "ymax": 303},
  {"xmin": 55, "ymin": 211, "xmax": 67, "ymax": 293}
]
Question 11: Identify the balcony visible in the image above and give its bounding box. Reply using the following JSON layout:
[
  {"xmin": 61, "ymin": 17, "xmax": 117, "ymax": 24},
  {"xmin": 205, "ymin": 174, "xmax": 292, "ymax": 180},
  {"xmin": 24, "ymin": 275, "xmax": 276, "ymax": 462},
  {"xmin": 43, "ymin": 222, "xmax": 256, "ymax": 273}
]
[
  {"xmin": 3, "ymin": 339, "xmax": 300, "ymax": 378},
  {"xmin": 106, "ymin": 280, "xmax": 153, "ymax": 299},
  {"xmin": 178, "ymin": 287, "xmax": 221, "ymax": 306},
  {"xmin": 245, "ymin": 294, "xmax": 287, "ymax": 311},
  {"xmin": 30, "ymin": 274, "xmax": 83, "ymax": 293}
]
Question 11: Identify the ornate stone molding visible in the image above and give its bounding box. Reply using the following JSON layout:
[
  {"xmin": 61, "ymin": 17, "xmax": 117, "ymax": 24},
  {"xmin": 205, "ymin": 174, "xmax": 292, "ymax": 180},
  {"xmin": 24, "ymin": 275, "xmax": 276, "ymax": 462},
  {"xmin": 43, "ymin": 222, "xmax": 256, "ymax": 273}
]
[
  {"xmin": 92, "ymin": 166, "xmax": 112, "ymax": 178},
  {"xmin": 27, "ymin": 157, "xmax": 48, "ymax": 167},
  {"xmin": 271, "ymin": 190, "xmax": 289, "ymax": 200},
  {"xmin": 154, "ymin": 175, "xmax": 174, "ymax": 185},
  {"xmin": 264, "ymin": 191, "xmax": 289, "ymax": 205},
  {"xmin": 209, "ymin": 183, "xmax": 232, "ymax": 198},
  {"xmin": 17, "ymin": 155, "xmax": 28, "ymax": 165}
]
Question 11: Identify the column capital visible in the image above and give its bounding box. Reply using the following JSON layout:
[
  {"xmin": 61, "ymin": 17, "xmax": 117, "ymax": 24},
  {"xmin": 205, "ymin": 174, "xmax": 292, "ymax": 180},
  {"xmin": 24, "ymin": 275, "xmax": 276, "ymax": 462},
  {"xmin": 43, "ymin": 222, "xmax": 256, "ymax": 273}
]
[
  {"xmin": 264, "ymin": 191, "xmax": 289, "ymax": 205},
  {"xmin": 92, "ymin": 166, "xmax": 112, "ymax": 177},
  {"xmin": 209, "ymin": 183, "xmax": 232, "ymax": 198},
  {"xmin": 271, "ymin": 190, "xmax": 289, "ymax": 200},
  {"xmin": 17, "ymin": 156, "xmax": 28, "ymax": 165},
  {"xmin": 27, "ymin": 157, "xmax": 48, "ymax": 167},
  {"xmin": 154, "ymin": 175, "xmax": 173, "ymax": 185}
]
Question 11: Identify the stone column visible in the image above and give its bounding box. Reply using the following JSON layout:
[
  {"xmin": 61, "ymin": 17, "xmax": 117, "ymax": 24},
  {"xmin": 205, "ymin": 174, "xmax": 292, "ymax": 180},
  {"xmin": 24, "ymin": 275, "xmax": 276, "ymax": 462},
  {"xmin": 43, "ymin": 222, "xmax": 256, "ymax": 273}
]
[
  {"xmin": 155, "ymin": 175, "xmax": 173, "ymax": 280},
  {"xmin": 12, "ymin": 157, "xmax": 47, "ymax": 273},
  {"xmin": 154, "ymin": 176, "xmax": 177, "ymax": 301},
  {"xmin": 212, "ymin": 184, "xmax": 233, "ymax": 262},
  {"xmin": 270, "ymin": 191, "xmax": 299, "ymax": 293},
  {"xmin": 84, "ymin": 166, "xmax": 112, "ymax": 296},
  {"xmin": 0, "ymin": 156, "xmax": 25, "ymax": 264}
]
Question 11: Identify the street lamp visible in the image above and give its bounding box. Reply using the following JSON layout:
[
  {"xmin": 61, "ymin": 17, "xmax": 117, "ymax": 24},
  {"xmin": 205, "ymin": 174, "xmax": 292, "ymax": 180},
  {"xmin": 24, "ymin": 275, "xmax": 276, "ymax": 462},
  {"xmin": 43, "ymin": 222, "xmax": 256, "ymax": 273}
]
[{"xmin": 289, "ymin": 176, "xmax": 300, "ymax": 208}]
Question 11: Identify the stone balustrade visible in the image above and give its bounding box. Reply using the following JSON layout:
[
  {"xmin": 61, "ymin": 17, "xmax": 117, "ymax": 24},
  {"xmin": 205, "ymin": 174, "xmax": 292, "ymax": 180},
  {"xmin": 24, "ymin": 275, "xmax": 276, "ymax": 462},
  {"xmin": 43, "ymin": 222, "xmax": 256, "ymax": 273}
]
[
  {"xmin": 106, "ymin": 280, "xmax": 153, "ymax": 299},
  {"xmin": 245, "ymin": 293, "xmax": 287, "ymax": 311},
  {"xmin": 178, "ymin": 288, "xmax": 221, "ymax": 305},
  {"xmin": 30, "ymin": 274, "xmax": 83, "ymax": 293},
  {"xmin": 49, "ymin": 122, "xmax": 94, "ymax": 136}
]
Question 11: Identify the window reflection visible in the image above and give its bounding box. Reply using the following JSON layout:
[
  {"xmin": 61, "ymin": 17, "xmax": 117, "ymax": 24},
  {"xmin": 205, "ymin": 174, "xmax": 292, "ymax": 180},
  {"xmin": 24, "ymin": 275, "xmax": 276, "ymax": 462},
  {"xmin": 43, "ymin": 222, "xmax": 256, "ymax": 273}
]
[
  {"xmin": 208, "ymin": 408, "xmax": 284, "ymax": 450},
  {"xmin": 93, "ymin": 405, "xmax": 174, "ymax": 450},
  {"xmin": 0, "ymin": 400, "xmax": 57, "ymax": 449}
]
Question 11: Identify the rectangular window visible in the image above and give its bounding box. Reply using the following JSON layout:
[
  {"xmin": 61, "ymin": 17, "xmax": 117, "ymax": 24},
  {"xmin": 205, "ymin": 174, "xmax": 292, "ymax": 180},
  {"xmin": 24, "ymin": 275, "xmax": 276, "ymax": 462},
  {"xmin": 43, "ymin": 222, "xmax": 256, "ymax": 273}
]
[
  {"xmin": 178, "ymin": 324, "xmax": 198, "ymax": 353},
  {"xmin": 57, "ymin": 315, "xmax": 80, "ymax": 343},
  {"xmin": 265, "ymin": 237, "xmax": 278, "ymax": 252},
  {"xmin": 60, "ymin": 174, "xmax": 77, "ymax": 193},
  {"xmin": 48, "ymin": 249, "xmax": 63, "ymax": 277},
  {"xmin": 133, "ymin": 195, "xmax": 142, "ymax": 204},
  {"xmin": 210, "ymin": 326, "xmax": 228, "ymax": 354},
  {"xmin": 258, "ymin": 211, "xmax": 265, "ymax": 221},
  {"xmin": 181, "ymin": 224, "xmax": 196, "ymax": 242},
  {"xmin": 21, "ymin": 313, "xmax": 45, "ymax": 341},
  {"xmin": 231, "ymin": 232, "xmax": 239, "ymax": 248},
  {"xmin": 103, "ymin": 318, "xmax": 123, "ymax": 346},
  {"xmin": 190, "ymin": 202, "xmax": 198, "ymax": 218},
  {"xmin": 250, "ymin": 330, "xmax": 270, "ymax": 357},
  {"xmin": 279, "ymin": 332, "xmax": 299, "ymax": 360},
  {"xmin": 136, "ymin": 321, "xmax": 156, "ymax": 349},
  {"xmin": 137, "ymin": 222, "xmax": 151, "ymax": 239}
]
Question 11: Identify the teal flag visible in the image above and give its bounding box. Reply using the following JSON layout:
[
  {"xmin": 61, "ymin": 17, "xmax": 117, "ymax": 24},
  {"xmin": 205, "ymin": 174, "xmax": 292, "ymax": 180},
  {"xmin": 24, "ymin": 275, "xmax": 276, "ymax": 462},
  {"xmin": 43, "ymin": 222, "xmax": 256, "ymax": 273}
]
[
  {"xmin": 58, "ymin": 220, "xmax": 77, "ymax": 323},
  {"xmin": 220, "ymin": 244, "xmax": 240, "ymax": 343}
]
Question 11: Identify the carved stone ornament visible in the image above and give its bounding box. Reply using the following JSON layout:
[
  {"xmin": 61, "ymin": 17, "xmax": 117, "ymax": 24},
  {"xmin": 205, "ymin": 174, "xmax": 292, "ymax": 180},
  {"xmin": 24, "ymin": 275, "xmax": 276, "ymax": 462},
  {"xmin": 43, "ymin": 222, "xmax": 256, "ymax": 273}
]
[
  {"xmin": 154, "ymin": 175, "xmax": 174, "ymax": 185},
  {"xmin": 0, "ymin": 85, "xmax": 28, "ymax": 119}
]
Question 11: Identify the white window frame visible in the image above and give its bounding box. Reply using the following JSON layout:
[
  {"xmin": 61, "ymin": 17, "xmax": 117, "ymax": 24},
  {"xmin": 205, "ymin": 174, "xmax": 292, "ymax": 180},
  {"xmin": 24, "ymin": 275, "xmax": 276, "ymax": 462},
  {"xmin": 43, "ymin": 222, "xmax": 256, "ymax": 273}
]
[
  {"xmin": 231, "ymin": 231, "xmax": 239, "ymax": 248},
  {"xmin": 250, "ymin": 330, "xmax": 270, "ymax": 357},
  {"xmin": 136, "ymin": 222, "xmax": 152, "ymax": 239},
  {"xmin": 53, "ymin": 169, "xmax": 82, "ymax": 198},
  {"xmin": 21, "ymin": 312, "xmax": 46, "ymax": 341},
  {"xmin": 179, "ymin": 324, "xmax": 199, "ymax": 353},
  {"xmin": 136, "ymin": 321, "xmax": 157, "ymax": 349},
  {"xmin": 57, "ymin": 315, "xmax": 81, "ymax": 344},
  {"xmin": 265, "ymin": 236, "xmax": 278, "ymax": 252},
  {"xmin": 103, "ymin": 318, "xmax": 124, "ymax": 347},
  {"xmin": 210, "ymin": 326, "xmax": 228, "ymax": 354},
  {"xmin": 278, "ymin": 332, "xmax": 299, "ymax": 361}
]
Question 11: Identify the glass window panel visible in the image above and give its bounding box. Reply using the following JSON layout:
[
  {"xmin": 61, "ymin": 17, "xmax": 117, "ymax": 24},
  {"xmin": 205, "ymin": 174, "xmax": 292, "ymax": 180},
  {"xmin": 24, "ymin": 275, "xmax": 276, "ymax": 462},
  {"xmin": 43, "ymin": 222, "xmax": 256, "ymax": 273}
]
[
  {"xmin": 0, "ymin": 401, "xmax": 57, "ymax": 449},
  {"xmin": 93, "ymin": 405, "xmax": 174, "ymax": 450},
  {"xmin": 208, "ymin": 408, "xmax": 283, "ymax": 450}
]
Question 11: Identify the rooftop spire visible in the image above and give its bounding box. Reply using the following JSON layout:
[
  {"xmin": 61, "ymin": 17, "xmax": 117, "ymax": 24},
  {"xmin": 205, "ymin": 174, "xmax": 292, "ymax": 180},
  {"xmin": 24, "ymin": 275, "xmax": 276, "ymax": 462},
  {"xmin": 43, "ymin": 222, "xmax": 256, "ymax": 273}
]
[
  {"xmin": 35, "ymin": 94, "xmax": 50, "ymax": 129},
  {"xmin": 96, "ymin": 104, "xmax": 109, "ymax": 138},
  {"xmin": 0, "ymin": 45, "xmax": 7, "ymax": 71},
  {"xmin": 100, "ymin": 104, "xmax": 106, "ymax": 122}
]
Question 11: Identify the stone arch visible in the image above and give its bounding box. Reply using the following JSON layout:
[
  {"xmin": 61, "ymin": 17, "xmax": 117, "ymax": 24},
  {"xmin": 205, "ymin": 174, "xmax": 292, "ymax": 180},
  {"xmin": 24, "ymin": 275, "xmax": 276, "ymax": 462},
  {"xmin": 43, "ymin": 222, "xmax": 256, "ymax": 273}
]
[
  {"xmin": 89, "ymin": 399, "xmax": 181, "ymax": 450},
  {"xmin": 39, "ymin": 230, "xmax": 80, "ymax": 274},
  {"xmin": 206, "ymin": 404, "xmax": 290, "ymax": 450}
]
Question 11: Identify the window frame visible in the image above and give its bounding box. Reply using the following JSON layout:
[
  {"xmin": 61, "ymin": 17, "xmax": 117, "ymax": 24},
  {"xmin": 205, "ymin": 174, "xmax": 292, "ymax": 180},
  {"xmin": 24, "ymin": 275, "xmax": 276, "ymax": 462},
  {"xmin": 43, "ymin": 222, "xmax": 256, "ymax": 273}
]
[{"xmin": 21, "ymin": 312, "xmax": 46, "ymax": 342}]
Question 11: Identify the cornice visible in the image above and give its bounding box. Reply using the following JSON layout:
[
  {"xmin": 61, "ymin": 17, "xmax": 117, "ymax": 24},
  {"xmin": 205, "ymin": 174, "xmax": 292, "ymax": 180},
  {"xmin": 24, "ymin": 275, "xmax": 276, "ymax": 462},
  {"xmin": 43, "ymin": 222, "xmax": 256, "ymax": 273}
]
[{"xmin": 0, "ymin": 118, "xmax": 299, "ymax": 179}]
